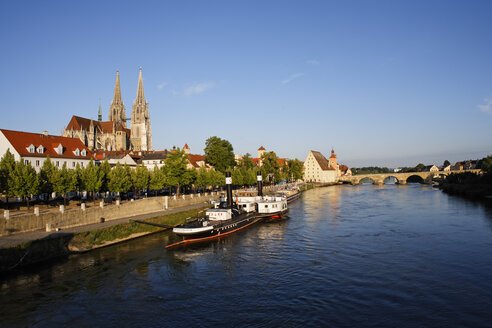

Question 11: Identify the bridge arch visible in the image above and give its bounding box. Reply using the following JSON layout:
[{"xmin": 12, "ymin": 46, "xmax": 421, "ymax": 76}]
[
  {"xmin": 359, "ymin": 177, "xmax": 375, "ymax": 184},
  {"xmin": 406, "ymin": 174, "xmax": 425, "ymax": 184}
]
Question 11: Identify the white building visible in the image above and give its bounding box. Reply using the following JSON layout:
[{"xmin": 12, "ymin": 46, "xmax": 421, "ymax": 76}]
[
  {"xmin": 303, "ymin": 150, "xmax": 339, "ymax": 183},
  {"xmin": 0, "ymin": 129, "xmax": 94, "ymax": 172}
]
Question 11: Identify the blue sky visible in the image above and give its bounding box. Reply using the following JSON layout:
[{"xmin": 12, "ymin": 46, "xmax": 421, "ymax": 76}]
[{"xmin": 1, "ymin": 0, "xmax": 491, "ymax": 167}]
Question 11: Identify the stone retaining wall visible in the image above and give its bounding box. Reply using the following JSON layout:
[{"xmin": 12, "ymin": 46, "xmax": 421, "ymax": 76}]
[{"xmin": 0, "ymin": 193, "xmax": 219, "ymax": 236}]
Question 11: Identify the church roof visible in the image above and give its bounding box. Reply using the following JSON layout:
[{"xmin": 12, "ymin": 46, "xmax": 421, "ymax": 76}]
[
  {"xmin": 66, "ymin": 116, "xmax": 100, "ymax": 132},
  {"xmin": 258, "ymin": 146, "xmax": 265, "ymax": 150},
  {"xmin": 1, "ymin": 129, "xmax": 93, "ymax": 160},
  {"xmin": 311, "ymin": 150, "xmax": 334, "ymax": 171}
]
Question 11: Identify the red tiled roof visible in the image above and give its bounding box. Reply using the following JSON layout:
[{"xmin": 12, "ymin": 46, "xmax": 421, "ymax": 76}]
[
  {"xmin": 311, "ymin": 151, "xmax": 334, "ymax": 171},
  {"xmin": 1, "ymin": 129, "xmax": 93, "ymax": 160},
  {"xmin": 258, "ymin": 146, "xmax": 265, "ymax": 150},
  {"xmin": 188, "ymin": 153, "xmax": 205, "ymax": 168},
  {"xmin": 183, "ymin": 143, "xmax": 189, "ymax": 149},
  {"xmin": 65, "ymin": 115, "xmax": 130, "ymax": 136},
  {"xmin": 93, "ymin": 150, "xmax": 132, "ymax": 160}
]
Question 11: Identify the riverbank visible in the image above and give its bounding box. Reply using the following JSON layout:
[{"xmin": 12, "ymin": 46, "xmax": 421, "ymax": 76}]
[
  {"xmin": 439, "ymin": 172, "xmax": 492, "ymax": 200},
  {"xmin": 0, "ymin": 206, "xmax": 208, "ymax": 275}
]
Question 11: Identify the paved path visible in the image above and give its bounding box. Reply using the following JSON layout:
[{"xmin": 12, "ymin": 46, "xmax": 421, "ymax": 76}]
[{"xmin": 0, "ymin": 202, "xmax": 209, "ymax": 248}]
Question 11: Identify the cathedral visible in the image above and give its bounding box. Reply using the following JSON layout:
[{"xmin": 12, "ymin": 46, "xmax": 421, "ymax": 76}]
[{"xmin": 62, "ymin": 68, "xmax": 152, "ymax": 152}]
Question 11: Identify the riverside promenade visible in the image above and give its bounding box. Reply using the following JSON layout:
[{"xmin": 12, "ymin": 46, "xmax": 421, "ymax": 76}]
[{"xmin": 0, "ymin": 201, "xmax": 209, "ymax": 249}]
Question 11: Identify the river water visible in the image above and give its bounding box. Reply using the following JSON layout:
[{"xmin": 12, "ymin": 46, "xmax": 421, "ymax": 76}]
[{"xmin": 1, "ymin": 184, "xmax": 492, "ymax": 327}]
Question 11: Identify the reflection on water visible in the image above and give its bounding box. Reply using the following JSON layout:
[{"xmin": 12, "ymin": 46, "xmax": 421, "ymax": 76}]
[{"xmin": 2, "ymin": 184, "xmax": 492, "ymax": 327}]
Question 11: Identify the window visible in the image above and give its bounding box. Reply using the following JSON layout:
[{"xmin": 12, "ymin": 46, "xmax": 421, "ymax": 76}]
[
  {"xmin": 36, "ymin": 160, "xmax": 40, "ymax": 167},
  {"xmin": 27, "ymin": 144, "xmax": 35, "ymax": 153},
  {"xmin": 73, "ymin": 162, "xmax": 76, "ymax": 167},
  {"xmin": 81, "ymin": 149, "xmax": 86, "ymax": 156},
  {"xmin": 73, "ymin": 148, "xmax": 80, "ymax": 156},
  {"xmin": 24, "ymin": 159, "xmax": 29, "ymax": 165},
  {"xmin": 37, "ymin": 146, "xmax": 44, "ymax": 154},
  {"xmin": 56, "ymin": 161, "xmax": 59, "ymax": 167}
]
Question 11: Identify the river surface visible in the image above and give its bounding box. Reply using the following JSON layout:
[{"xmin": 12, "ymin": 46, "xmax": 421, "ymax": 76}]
[{"xmin": 1, "ymin": 184, "xmax": 492, "ymax": 327}]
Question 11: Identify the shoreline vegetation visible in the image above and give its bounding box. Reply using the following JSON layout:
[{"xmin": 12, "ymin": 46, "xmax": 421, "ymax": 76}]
[{"xmin": 439, "ymin": 172, "xmax": 492, "ymax": 200}]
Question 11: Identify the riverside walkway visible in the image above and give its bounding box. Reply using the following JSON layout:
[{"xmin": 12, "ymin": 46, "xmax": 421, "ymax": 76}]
[{"xmin": 0, "ymin": 202, "xmax": 208, "ymax": 248}]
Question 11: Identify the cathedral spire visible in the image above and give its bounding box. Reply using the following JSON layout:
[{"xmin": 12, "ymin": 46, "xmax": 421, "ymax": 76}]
[
  {"xmin": 109, "ymin": 69, "xmax": 126, "ymax": 127},
  {"xmin": 135, "ymin": 67, "xmax": 145, "ymax": 105},
  {"xmin": 113, "ymin": 70, "xmax": 122, "ymax": 105}
]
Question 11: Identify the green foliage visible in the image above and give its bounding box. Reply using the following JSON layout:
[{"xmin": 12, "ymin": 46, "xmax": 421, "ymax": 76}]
[
  {"xmin": 149, "ymin": 164, "xmax": 166, "ymax": 191},
  {"xmin": 99, "ymin": 159, "xmax": 111, "ymax": 193},
  {"xmin": 39, "ymin": 156, "xmax": 56, "ymax": 195},
  {"xmin": 195, "ymin": 166, "xmax": 210, "ymax": 189},
  {"xmin": 260, "ymin": 151, "xmax": 282, "ymax": 183},
  {"xmin": 209, "ymin": 169, "xmax": 225, "ymax": 188},
  {"xmin": 52, "ymin": 162, "xmax": 76, "ymax": 204},
  {"xmin": 73, "ymin": 163, "xmax": 84, "ymax": 192},
  {"xmin": 287, "ymin": 159, "xmax": 304, "ymax": 181},
  {"xmin": 163, "ymin": 149, "xmax": 191, "ymax": 195},
  {"xmin": 238, "ymin": 153, "xmax": 255, "ymax": 170},
  {"xmin": 10, "ymin": 160, "xmax": 39, "ymax": 207},
  {"xmin": 108, "ymin": 163, "xmax": 132, "ymax": 196},
  {"xmin": 0, "ymin": 149, "xmax": 16, "ymax": 199},
  {"xmin": 83, "ymin": 159, "xmax": 102, "ymax": 201},
  {"xmin": 204, "ymin": 136, "xmax": 235, "ymax": 172},
  {"xmin": 443, "ymin": 160, "xmax": 451, "ymax": 167},
  {"xmin": 480, "ymin": 155, "xmax": 492, "ymax": 173},
  {"xmin": 132, "ymin": 164, "xmax": 150, "ymax": 191},
  {"xmin": 399, "ymin": 163, "xmax": 426, "ymax": 173}
]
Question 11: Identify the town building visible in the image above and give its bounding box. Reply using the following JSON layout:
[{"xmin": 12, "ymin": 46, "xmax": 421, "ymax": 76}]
[
  {"xmin": 423, "ymin": 165, "xmax": 439, "ymax": 172},
  {"xmin": 303, "ymin": 149, "xmax": 340, "ymax": 183},
  {"xmin": 62, "ymin": 68, "xmax": 152, "ymax": 153},
  {"xmin": 0, "ymin": 129, "xmax": 93, "ymax": 172}
]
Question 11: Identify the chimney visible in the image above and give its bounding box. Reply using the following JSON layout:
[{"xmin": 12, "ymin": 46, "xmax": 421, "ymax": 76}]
[
  {"xmin": 257, "ymin": 171, "xmax": 263, "ymax": 197},
  {"xmin": 225, "ymin": 171, "xmax": 233, "ymax": 209},
  {"xmin": 42, "ymin": 131, "xmax": 48, "ymax": 136}
]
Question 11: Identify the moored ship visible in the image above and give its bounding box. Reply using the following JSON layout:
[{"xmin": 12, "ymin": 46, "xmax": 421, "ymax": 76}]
[{"xmin": 166, "ymin": 172, "xmax": 261, "ymax": 249}]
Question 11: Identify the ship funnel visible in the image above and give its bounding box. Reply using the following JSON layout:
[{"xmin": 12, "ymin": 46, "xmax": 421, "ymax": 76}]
[
  {"xmin": 225, "ymin": 171, "xmax": 233, "ymax": 209},
  {"xmin": 257, "ymin": 171, "xmax": 263, "ymax": 197}
]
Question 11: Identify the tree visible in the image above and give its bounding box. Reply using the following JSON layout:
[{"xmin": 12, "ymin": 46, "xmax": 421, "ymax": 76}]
[
  {"xmin": 38, "ymin": 156, "xmax": 56, "ymax": 199},
  {"xmin": 108, "ymin": 163, "xmax": 132, "ymax": 199},
  {"xmin": 195, "ymin": 167, "xmax": 211, "ymax": 190},
  {"xmin": 73, "ymin": 163, "xmax": 84, "ymax": 194},
  {"xmin": 480, "ymin": 155, "xmax": 492, "ymax": 173},
  {"xmin": 149, "ymin": 164, "xmax": 166, "ymax": 195},
  {"xmin": 163, "ymin": 149, "xmax": 189, "ymax": 196},
  {"xmin": 232, "ymin": 166, "xmax": 244, "ymax": 186},
  {"xmin": 261, "ymin": 151, "xmax": 282, "ymax": 183},
  {"xmin": 132, "ymin": 164, "xmax": 150, "ymax": 194},
  {"xmin": 83, "ymin": 159, "xmax": 102, "ymax": 203},
  {"xmin": 204, "ymin": 136, "xmax": 235, "ymax": 172},
  {"xmin": 10, "ymin": 160, "xmax": 39, "ymax": 209},
  {"xmin": 209, "ymin": 169, "xmax": 225, "ymax": 189},
  {"xmin": 288, "ymin": 159, "xmax": 304, "ymax": 181},
  {"xmin": 52, "ymin": 162, "xmax": 76, "ymax": 205},
  {"xmin": 0, "ymin": 149, "xmax": 16, "ymax": 207},
  {"xmin": 239, "ymin": 153, "xmax": 255, "ymax": 170},
  {"xmin": 99, "ymin": 159, "xmax": 111, "ymax": 194},
  {"xmin": 443, "ymin": 160, "xmax": 451, "ymax": 167}
]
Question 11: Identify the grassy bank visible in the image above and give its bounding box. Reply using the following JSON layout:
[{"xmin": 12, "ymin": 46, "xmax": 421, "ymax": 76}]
[{"xmin": 0, "ymin": 206, "xmax": 208, "ymax": 274}]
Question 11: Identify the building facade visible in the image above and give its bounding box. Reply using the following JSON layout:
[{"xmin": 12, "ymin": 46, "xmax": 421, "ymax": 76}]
[
  {"xmin": 62, "ymin": 68, "xmax": 152, "ymax": 153},
  {"xmin": 303, "ymin": 149, "xmax": 339, "ymax": 183},
  {"xmin": 0, "ymin": 129, "xmax": 93, "ymax": 172}
]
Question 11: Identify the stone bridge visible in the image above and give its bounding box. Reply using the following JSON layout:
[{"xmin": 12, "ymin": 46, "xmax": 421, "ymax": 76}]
[{"xmin": 339, "ymin": 169, "xmax": 482, "ymax": 185}]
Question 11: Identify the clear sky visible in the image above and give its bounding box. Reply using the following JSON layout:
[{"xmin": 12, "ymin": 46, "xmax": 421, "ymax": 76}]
[{"xmin": 1, "ymin": 0, "xmax": 491, "ymax": 168}]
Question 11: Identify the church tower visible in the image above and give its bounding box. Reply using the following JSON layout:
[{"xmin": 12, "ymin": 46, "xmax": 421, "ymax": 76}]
[
  {"xmin": 108, "ymin": 70, "xmax": 127, "ymax": 127},
  {"xmin": 130, "ymin": 67, "xmax": 152, "ymax": 151}
]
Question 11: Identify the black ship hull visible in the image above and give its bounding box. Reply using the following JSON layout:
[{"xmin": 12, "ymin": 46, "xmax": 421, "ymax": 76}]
[{"xmin": 166, "ymin": 212, "xmax": 260, "ymax": 249}]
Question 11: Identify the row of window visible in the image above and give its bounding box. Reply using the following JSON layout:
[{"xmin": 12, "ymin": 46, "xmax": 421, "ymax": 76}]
[
  {"xmin": 26, "ymin": 144, "xmax": 87, "ymax": 157},
  {"xmin": 24, "ymin": 159, "xmax": 85, "ymax": 168}
]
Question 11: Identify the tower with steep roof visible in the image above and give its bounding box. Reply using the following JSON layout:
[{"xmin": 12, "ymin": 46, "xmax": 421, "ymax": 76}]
[
  {"xmin": 108, "ymin": 70, "xmax": 127, "ymax": 127},
  {"xmin": 130, "ymin": 67, "xmax": 152, "ymax": 151}
]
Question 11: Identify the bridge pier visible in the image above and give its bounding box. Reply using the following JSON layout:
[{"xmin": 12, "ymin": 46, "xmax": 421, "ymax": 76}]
[{"xmin": 397, "ymin": 180, "xmax": 407, "ymax": 185}]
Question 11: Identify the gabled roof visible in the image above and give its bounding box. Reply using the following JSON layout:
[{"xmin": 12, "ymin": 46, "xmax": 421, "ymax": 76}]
[
  {"xmin": 311, "ymin": 150, "xmax": 333, "ymax": 171},
  {"xmin": 188, "ymin": 154, "xmax": 205, "ymax": 168},
  {"xmin": 1, "ymin": 129, "xmax": 93, "ymax": 159},
  {"xmin": 258, "ymin": 146, "xmax": 265, "ymax": 150},
  {"xmin": 65, "ymin": 115, "xmax": 130, "ymax": 136}
]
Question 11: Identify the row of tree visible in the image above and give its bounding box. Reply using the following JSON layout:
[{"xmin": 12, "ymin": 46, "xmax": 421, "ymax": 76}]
[{"xmin": 0, "ymin": 138, "xmax": 305, "ymax": 207}]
